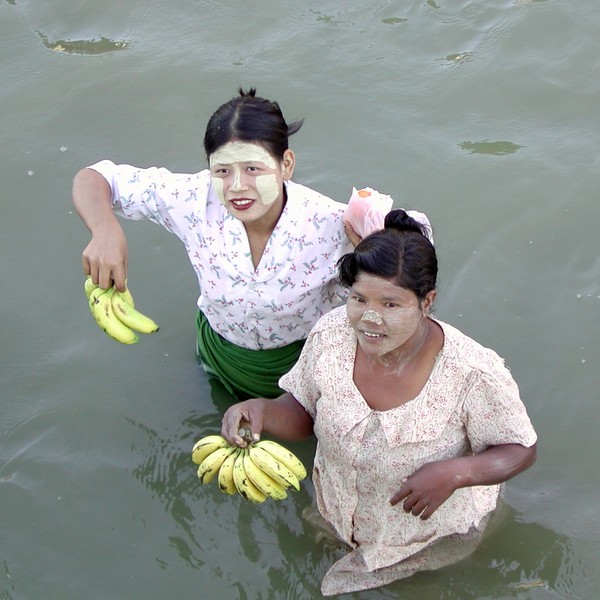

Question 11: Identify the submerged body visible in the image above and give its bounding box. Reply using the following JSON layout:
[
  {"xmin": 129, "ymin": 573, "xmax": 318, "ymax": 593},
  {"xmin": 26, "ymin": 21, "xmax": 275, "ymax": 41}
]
[
  {"xmin": 280, "ymin": 307, "xmax": 537, "ymax": 594},
  {"xmin": 220, "ymin": 209, "xmax": 537, "ymax": 594}
]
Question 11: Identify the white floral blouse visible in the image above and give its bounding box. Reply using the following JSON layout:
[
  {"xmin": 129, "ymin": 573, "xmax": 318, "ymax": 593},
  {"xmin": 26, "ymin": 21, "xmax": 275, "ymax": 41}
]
[
  {"xmin": 280, "ymin": 307, "xmax": 537, "ymax": 595},
  {"xmin": 88, "ymin": 160, "xmax": 354, "ymax": 349}
]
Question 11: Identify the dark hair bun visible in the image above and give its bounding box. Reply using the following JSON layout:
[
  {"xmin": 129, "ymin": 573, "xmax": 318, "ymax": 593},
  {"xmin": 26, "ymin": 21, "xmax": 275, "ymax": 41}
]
[
  {"xmin": 204, "ymin": 88, "xmax": 303, "ymax": 159},
  {"xmin": 383, "ymin": 209, "xmax": 428, "ymax": 237}
]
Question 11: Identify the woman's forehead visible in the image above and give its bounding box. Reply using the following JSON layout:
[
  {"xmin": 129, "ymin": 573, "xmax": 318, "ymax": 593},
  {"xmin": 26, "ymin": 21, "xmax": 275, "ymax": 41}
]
[
  {"xmin": 353, "ymin": 273, "xmax": 412, "ymax": 298},
  {"xmin": 209, "ymin": 141, "xmax": 276, "ymax": 168}
]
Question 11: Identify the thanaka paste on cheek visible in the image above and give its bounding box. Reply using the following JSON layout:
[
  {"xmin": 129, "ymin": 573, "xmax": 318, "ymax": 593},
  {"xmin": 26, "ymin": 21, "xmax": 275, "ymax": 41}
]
[
  {"xmin": 351, "ymin": 305, "xmax": 423, "ymax": 356},
  {"xmin": 346, "ymin": 274, "xmax": 426, "ymax": 359},
  {"xmin": 209, "ymin": 141, "xmax": 280, "ymax": 206},
  {"xmin": 255, "ymin": 173, "xmax": 279, "ymax": 206},
  {"xmin": 211, "ymin": 176, "xmax": 226, "ymax": 205}
]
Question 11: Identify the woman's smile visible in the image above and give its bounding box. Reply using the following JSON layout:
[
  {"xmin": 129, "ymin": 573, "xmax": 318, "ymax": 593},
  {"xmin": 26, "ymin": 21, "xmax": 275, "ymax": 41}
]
[
  {"xmin": 347, "ymin": 274, "xmax": 427, "ymax": 359},
  {"xmin": 229, "ymin": 197, "xmax": 256, "ymax": 210}
]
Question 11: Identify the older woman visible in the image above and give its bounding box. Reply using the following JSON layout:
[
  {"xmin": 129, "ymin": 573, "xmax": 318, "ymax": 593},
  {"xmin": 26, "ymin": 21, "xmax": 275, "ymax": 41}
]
[{"xmin": 221, "ymin": 209, "xmax": 537, "ymax": 595}]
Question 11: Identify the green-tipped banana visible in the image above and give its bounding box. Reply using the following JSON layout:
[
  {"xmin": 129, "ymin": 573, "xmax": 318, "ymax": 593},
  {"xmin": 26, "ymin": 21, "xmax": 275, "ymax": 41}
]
[
  {"xmin": 111, "ymin": 290, "xmax": 159, "ymax": 334},
  {"xmin": 191, "ymin": 435, "xmax": 230, "ymax": 465},
  {"xmin": 254, "ymin": 440, "xmax": 307, "ymax": 481},
  {"xmin": 248, "ymin": 446, "xmax": 300, "ymax": 492},
  {"xmin": 218, "ymin": 448, "xmax": 240, "ymax": 495},
  {"xmin": 197, "ymin": 446, "xmax": 235, "ymax": 484},
  {"xmin": 84, "ymin": 276, "xmax": 99, "ymax": 299},
  {"xmin": 243, "ymin": 451, "xmax": 288, "ymax": 500},
  {"xmin": 89, "ymin": 287, "xmax": 139, "ymax": 345},
  {"xmin": 233, "ymin": 449, "xmax": 267, "ymax": 503}
]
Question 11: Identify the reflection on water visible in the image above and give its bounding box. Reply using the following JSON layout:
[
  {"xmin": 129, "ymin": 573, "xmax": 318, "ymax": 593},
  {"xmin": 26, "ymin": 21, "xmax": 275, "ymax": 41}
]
[
  {"xmin": 381, "ymin": 18, "xmax": 408, "ymax": 25},
  {"xmin": 37, "ymin": 31, "xmax": 129, "ymax": 55},
  {"xmin": 444, "ymin": 52, "xmax": 474, "ymax": 64},
  {"xmin": 128, "ymin": 398, "xmax": 331, "ymax": 596},
  {"xmin": 125, "ymin": 383, "xmax": 583, "ymax": 599},
  {"xmin": 459, "ymin": 140, "xmax": 524, "ymax": 155},
  {"xmin": 2, "ymin": 0, "xmax": 600, "ymax": 596}
]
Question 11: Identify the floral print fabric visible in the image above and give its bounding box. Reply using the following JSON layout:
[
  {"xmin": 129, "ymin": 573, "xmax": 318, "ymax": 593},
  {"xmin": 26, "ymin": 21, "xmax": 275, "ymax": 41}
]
[
  {"xmin": 280, "ymin": 307, "xmax": 537, "ymax": 595},
  {"xmin": 88, "ymin": 160, "xmax": 353, "ymax": 349}
]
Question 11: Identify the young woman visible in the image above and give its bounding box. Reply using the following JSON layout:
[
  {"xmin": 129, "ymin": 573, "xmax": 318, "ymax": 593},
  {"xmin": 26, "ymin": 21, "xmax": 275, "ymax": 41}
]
[
  {"xmin": 73, "ymin": 88, "xmax": 432, "ymax": 399},
  {"xmin": 221, "ymin": 209, "xmax": 537, "ymax": 595}
]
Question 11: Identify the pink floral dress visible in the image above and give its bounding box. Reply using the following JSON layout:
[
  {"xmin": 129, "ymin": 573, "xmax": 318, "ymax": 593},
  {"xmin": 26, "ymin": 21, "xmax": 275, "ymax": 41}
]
[{"xmin": 280, "ymin": 307, "xmax": 537, "ymax": 595}]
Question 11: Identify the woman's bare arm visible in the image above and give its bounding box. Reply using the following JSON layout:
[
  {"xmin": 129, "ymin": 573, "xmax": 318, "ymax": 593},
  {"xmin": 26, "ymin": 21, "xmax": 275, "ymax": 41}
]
[
  {"xmin": 72, "ymin": 168, "xmax": 128, "ymax": 290},
  {"xmin": 391, "ymin": 442, "xmax": 537, "ymax": 520}
]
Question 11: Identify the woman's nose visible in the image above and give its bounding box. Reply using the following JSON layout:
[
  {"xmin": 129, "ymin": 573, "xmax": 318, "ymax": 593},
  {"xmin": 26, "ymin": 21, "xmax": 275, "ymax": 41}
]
[
  {"xmin": 361, "ymin": 309, "xmax": 383, "ymax": 325},
  {"xmin": 228, "ymin": 166, "xmax": 246, "ymax": 192}
]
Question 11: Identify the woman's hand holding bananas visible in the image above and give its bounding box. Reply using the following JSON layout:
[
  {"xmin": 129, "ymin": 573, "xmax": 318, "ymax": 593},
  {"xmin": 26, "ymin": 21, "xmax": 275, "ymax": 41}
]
[
  {"xmin": 85, "ymin": 276, "xmax": 159, "ymax": 345},
  {"xmin": 191, "ymin": 434, "xmax": 307, "ymax": 503}
]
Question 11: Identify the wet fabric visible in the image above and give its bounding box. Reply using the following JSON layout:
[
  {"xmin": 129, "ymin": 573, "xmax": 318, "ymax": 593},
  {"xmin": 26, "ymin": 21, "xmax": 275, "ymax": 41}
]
[
  {"xmin": 280, "ymin": 307, "xmax": 537, "ymax": 595},
  {"xmin": 195, "ymin": 310, "xmax": 305, "ymax": 399}
]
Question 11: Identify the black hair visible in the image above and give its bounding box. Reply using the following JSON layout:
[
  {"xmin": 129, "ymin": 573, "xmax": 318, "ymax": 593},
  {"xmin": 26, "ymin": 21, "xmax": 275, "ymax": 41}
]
[
  {"xmin": 337, "ymin": 209, "xmax": 437, "ymax": 300},
  {"xmin": 203, "ymin": 88, "xmax": 304, "ymax": 161}
]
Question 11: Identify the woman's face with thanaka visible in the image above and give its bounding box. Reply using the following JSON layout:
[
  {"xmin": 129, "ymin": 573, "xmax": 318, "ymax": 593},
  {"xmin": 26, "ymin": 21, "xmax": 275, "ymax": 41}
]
[
  {"xmin": 346, "ymin": 273, "xmax": 434, "ymax": 360},
  {"xmin": 209, "ymin": 141, "xmax": 294, "ymax": 223}
]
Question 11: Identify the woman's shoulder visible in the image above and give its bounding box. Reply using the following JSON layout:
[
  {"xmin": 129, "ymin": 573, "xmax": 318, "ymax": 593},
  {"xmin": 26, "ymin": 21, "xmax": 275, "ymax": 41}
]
[
  {"xmin": 301, "ymin": 307, "xmax": 353, "ymax": 365},
  {"xmin": 435, "ymin": 318, "xmax": 510, "ymax": 375},
  {"xmin": 310, "ymin": 306, "xmax": 350, "ymax": 336},
  {"xmin": 285, "ymin": 180, "xmax": 347, "ymax": 215}
]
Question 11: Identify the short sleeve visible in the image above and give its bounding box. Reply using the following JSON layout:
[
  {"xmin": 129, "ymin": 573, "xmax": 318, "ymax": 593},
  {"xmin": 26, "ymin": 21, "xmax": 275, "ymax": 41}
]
[
  {"xmin": 279, "ymin": 329, "xmax": 323, "ymax": 419},
  {"xmin": 463, "ymin": 364, "xmax": 537, "ymax": 453},
  {"xmin": 87, "ymin": 160, "xmax": 211, "ymax": 237}
]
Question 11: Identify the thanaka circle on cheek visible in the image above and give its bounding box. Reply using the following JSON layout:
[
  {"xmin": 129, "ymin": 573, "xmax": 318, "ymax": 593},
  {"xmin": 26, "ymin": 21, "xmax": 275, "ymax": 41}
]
[{"xmin": 209, "ymin": 141, "xmax": 277, "ymax": 170}]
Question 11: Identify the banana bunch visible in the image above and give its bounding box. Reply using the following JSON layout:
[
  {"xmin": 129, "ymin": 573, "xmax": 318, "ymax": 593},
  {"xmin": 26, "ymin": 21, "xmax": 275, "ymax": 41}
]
[
  {"xmin": 191, "ymin": 434, "xmax": 307, "ymax": 503},
  {"xmin": 85, "ymin": 276, "xmax": 159, "ymax": 345}
]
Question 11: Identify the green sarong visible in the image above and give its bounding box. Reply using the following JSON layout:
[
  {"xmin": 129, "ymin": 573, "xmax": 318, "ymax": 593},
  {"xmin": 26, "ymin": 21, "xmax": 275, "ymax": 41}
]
[{"xmin": 195, "ymin": 310, "xmax": 305, "ymax": 400}]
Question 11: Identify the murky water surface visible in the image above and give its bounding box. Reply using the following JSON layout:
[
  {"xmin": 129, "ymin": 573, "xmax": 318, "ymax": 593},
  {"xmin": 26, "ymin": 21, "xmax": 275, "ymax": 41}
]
[{"xmin": 1, "ymin": 1, "xmax": 599, "ymax": 598}]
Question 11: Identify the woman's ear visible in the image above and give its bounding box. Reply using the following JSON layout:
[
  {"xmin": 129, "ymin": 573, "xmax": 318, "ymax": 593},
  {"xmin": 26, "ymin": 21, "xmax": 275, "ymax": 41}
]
[
  {"xmin": 282, "ymin": 149, "xmax": 295, "ymax": 180},
  {"xmin": 422, "ymin": 290, "xmax": 437, "ymax": 314}
]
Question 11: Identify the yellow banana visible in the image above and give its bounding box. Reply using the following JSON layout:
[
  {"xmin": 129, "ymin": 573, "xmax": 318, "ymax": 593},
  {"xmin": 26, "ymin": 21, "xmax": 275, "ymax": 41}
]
[
  {"xmin": 233, "ymin": 449, "xmax": 267, "ymax": 503},
  {"xmin": 243, "ymin": 450, "xmax": 287, "ymax": 501},
  {"xmin": 84, "ymin": 277, "xmax": 133, "ymax": 305},
  {"xmin": 89, "ymin": 287, "xmax": 139, "ymax": 345},
  {"xmin": 248, "ymin": 445, "xmax": 300, "ymax": 492},
  {"xmin": 84, "ymin": 276, "xmax": 98, "ymax": 299},
  {"xmin": 121, "ymin": 281, "xmax": 135, "ymax": 308},
  {"xmin": 191, "ymin": 435, "xmax": 230, "ymax": 465},
  {"xmin": 197, "ymin": 445, "xmax": 235, "ymax": 484},
  {"xmin": 83, "ymin": 275, "xmax": 135, "ymax": 307},
  {"xmin": 218, "ymin": 448, "xmax": 240, "ymax": 495},
  {"xmin": 254, "ymin": 440, "xmax": 307, "ymax": 481},
  {"xmin": 111, "ymin": 290, "xmax": 159, "ymax": 334}
]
